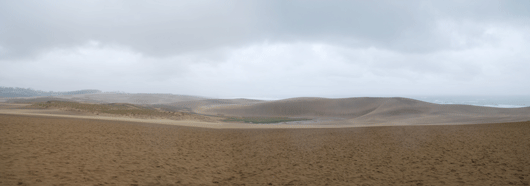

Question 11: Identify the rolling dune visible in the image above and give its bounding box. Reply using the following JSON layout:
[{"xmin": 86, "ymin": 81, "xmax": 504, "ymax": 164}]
[
  {"xmin": 166, "ymin": 99, "xmax": 266, "ymax": 113},
  {"xmin": 6, "ymin": 93, "xmax": 208, "ymax": 105},
  {"xmin": 203, "ymin": 97, "xmax": 530, "ymax": 125},
  {"xmin": 1, "ymin": 98, "xmax": 529, "ymax": 185}
]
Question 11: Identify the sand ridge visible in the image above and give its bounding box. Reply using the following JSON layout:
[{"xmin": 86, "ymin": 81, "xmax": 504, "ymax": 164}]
[
  {"xmin": 0, "ymin": 108, "xmax": 396, "ymax": 129},
  {"xmin": 2, "ymin": 100, "xmax": 530, "ymax": 129},
  {"xmin": 203, "ymin": 97, "xmax": 530, "ymax": 126},
  {"xmin": 4, "ymin": 96, "xmax": 530, "ymax": 127},
  {"xmin": 6, "ymin": 93, "xmax": 208, "ymax": 105}
]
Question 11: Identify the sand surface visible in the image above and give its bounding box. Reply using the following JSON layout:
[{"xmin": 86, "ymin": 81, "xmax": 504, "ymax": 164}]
[
  {"xmin": 0, "ymin": 105, "xmax": 348, "ymax": 129},
  {"xmin": 0, "ymin": 103, "xmax": 472, "ymax": 129},
  {"xmin": 5, "ymin": 93, "xmax": 208, "ymax": 105},
  {"xmin": 1, "ymin": 114, "xmax": 529, "ymax": 185}
]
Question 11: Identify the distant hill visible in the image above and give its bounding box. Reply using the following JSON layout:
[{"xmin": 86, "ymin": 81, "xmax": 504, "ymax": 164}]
[
  {"xmin": 202, "ymin": 97, "xmax": 530, "ymax": 125},
  {"xmin": 201, "ymin": 97, "xmax": 402, "ymax": 118},
  {"xmin": 0, "ymin": 87, "xmax": 101, "ymax": 98},
  {"xmin": 55, "ymin": 93, "xmax": 209, "ymax": 105}
]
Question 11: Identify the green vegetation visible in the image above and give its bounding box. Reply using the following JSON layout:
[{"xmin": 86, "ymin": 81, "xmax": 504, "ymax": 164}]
[{"xmin": 222, "ymin": 117, "xmax": 311, "ymax": 124}]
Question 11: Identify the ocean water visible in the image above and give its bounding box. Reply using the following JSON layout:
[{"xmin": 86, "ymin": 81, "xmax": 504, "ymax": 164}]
[{"xmin": 408, "ymin": 96, "xmax": 530, "ymax": 108}]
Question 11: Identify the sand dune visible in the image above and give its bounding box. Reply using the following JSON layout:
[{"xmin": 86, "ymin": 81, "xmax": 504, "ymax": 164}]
[
  {"xmin": 202, "ymin": 97, "xmax": 388, "ymax": 117},
  {"xmin": 204, "ymin": 97, "xmax": 530, "ymax": 125},
  {"xmin": 1, "ymin": 98, "xmax": 530, "ymax": 185},
  {"xmin": 4, "ymin": 96, "xmax": 82, "ymax": 103},
  {"xmin": 1, "ymin": 114, "xmax": 529, "ymax": 185},
  {"xmin": 165, "ymin": 98, "xmax": 266, "ymax": 113},
  {"xmin": 2, "ymin": 96, "xmax": 529, "ymax": 127},
  {"xmin": 5, "ymin": 93, "xmax": 208, "ymax": 105},
  {"xmin": 3, "ymin": 95, "xmax": 530, "ymax": 128}
]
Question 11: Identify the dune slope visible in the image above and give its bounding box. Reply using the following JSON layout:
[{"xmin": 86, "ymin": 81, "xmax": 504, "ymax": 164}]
[{"xmin": 203, "ymin": 97, "xmax": 530, "ymax": 125}]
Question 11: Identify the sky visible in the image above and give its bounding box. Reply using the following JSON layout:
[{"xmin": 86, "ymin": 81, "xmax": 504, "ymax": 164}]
[{"xmin": 1, "ymin": 0, "xmax": 529, "ymax": 99}]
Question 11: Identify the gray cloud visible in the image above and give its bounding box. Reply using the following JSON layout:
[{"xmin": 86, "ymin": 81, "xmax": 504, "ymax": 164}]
[
  {"xmin": 2, "ymin": 0, "xmax": 529, "ymax": 59},
  {"xmin": 0, "ymin": 0, "xmax": 263, "ymax": 59},
  {"xmin": 1, "ymin": 0, "xmax": 529, "ymax": 98}
]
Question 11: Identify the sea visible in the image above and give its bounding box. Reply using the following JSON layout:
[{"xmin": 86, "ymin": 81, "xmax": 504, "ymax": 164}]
[{"xmin": 407, "ymin": 95, "xmax": 530, "ymax": 108}]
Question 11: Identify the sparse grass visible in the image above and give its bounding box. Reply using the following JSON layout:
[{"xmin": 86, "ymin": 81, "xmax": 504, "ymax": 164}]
[{"xmin": 222, "ymin": 117, "xmax": 311, "ymax": 124}]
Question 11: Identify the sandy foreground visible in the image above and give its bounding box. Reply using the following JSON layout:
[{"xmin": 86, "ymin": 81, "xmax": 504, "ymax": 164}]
[{"xmin": 1, "ymin": 113, "xmax": 529, "ymax": 186}]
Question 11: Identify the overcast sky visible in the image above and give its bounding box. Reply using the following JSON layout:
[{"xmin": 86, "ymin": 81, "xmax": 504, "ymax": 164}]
[{"xmin": 1, "ymin": 0, "xmax": 529, "ymax": 99}]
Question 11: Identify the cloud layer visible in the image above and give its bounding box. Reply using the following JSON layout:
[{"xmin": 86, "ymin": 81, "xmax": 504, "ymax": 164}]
[{"xmin": 1, "ymin": 0, "xmax": 529, "ymax": 98}]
